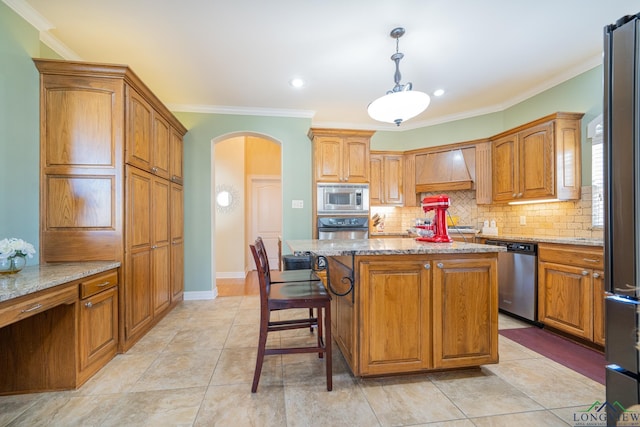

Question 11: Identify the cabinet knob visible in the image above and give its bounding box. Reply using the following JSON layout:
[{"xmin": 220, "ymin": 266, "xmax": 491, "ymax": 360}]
[
  {"xmin": 151, "ymin": 245, "xmax": 158, "ymax": 249},
  {"xmin": 517, "ymin": 193, "xmax": 523, "ymax": 197},
  {"xmin": 582, "ymin": 270, "xmax": 589, "ymax": 276},
  {"xmin": 151, "ymin": 167, "xmax": 158, "ymax": 173},
  {"xmin": 437, "ymin": 263, "xmax": 444, "ymax": 269},
  {"xmin": 424, "ymin": 263, "xmax": 431, "ymax": 270},
  {"xmin": 512, "ymin": 193, "xmax": 517, "ymax": 198},
  {"xmin": 593, "ymin": 272, "xmax": 600, "ymax": 279},
  {"xmin": 85, "ymin": 301, "xmax": 93, "ymax": 308}
]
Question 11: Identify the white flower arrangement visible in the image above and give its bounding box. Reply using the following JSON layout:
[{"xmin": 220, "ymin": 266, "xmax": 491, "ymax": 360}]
[{"xmin": 0, "ymin": 238, "xmax": 36, "ymax": 260}]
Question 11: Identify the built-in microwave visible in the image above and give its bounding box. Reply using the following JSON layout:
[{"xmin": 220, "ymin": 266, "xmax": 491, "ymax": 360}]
[{"xmin": 317, "ymin": 183, "xmax": 369, "ymax": 214}]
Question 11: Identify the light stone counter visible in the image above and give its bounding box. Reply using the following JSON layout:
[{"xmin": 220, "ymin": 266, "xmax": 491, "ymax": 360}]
[
  {"xmin": 0, "ymin": 261, "xmax": 120, "ymax": 303},
  {"xmin": 288, "ymin": 237, "xmax": 505, "ymax": 257},
  {"xmin": 476, "ymin": 233, "xmax": 603, "ymax": 247}
]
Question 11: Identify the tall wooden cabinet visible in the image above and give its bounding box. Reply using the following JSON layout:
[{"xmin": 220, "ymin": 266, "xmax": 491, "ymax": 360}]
[
  {"xmin": 35, "ymin": 59, "xmax": 187, "ymax": 352},
  {"xmin": 492, "ymin": 112, "xmax": 583, "ymax": 203},
  {"xmin": 308, "ymin": 128, "xmax": 373, "ymax": 183}
]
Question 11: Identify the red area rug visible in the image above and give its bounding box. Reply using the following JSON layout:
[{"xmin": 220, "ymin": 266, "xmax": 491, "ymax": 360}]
[{"xmin": 499, "ymin": 327, "xmax": 606, "ymax": 385}]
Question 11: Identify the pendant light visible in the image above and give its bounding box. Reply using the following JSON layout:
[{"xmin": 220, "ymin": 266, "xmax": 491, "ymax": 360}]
[{"xmin": 367, "ymin": 27, "xmax": 430, "ymax": 126}]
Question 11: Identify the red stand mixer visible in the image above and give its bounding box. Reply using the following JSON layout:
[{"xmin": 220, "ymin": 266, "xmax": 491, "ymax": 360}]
[{"xmin": 415, "ymin": 195, "xmax": 453, "ymax": 243}]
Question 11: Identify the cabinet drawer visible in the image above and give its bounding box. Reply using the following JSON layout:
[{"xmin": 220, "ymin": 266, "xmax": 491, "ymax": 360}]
[
  {"xmin": 538, "ymin": 244, "xmax": 603, "ymax": 270},
  {"xmin": 0, "ymin": 283, "xmax": 77, "ymax": 328},
  {"xmin": 80, "ymin": 270, "xmax": 118, "ymax": 299}
]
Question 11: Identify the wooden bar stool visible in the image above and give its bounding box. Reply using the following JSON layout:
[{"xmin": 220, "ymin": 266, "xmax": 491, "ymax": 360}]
[{"xmin": 249, "ymin": 239, "xmax": 332, "ymax": 392}]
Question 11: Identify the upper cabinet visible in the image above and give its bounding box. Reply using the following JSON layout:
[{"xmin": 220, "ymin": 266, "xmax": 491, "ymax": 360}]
[
  {"xmin": 370, "ymin": 152, "xmax": 403, "ymax": 206},
  {"xmin": 491, "ymin": 112, "xmax": 583, "ymax": 203},
  {"xmin": 309, "ymin": 128, "xmax": 373, "ymax": 183}
]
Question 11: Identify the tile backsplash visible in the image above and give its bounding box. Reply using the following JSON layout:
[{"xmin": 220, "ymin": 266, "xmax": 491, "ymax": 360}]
[{"xmin": 370, "ymin": 186, "xmax": 603, "ymax": 240}]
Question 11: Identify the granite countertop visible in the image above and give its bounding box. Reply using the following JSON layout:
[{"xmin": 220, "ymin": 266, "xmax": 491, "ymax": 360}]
[
  {"xmin": 476, "ymin": 233, "xmax": 603, "ymax": 247},
  {"xmin": 288, "ymin": 238, "xmax": 505, "ymax": 257},
  {"xmin": 0, "ymin": 261, "xmax": 121, "ymax": 304}
]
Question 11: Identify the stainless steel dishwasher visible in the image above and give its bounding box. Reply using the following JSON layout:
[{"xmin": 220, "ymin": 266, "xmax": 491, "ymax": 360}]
[{"xmin": 485, "ymin": 239, "xmax": 538, "ymax": 322}]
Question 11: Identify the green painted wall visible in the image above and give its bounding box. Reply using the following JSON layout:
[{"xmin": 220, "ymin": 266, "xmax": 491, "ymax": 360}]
[
  {"xmin": 173, "ymin": 112, "xmax": 313, "ymax": 292},
  {"xmin": 0, "ymin": 3, "xmax": 41, "ymax": 265},
  {"xmin": 0, "ymin": 4, "xmax": 604, "ymax": 291}
]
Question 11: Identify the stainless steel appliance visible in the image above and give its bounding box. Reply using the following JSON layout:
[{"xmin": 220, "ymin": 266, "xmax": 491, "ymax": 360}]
[
  {"xmin": 604, "ymin": 12, "xmax": 640, "ymax": 421},
  {"xmin": 485, "ymin": 239, "xmax": 537, "ymax": 322},
  {"xmin": 317, "ymin": 216, "xmax": 369, "ymax": 240},
  {"xmin": 317, "ymin": 183, "xmax": 369, "ymax": 215}
]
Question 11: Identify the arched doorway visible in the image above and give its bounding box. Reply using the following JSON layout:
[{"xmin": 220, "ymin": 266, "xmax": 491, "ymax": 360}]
[{"xmin": 212, "ymin": 133, "xmax": 282, "ymax": 293}]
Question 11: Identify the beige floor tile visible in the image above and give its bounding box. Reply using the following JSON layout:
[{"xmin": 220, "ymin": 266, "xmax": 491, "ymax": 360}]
[
  {"xmin": 498, "ymin": 313, "xmax": 531, "ymax": 330},
  {"xmin": 486, "ymin": 358, "xmax": 605, "ymax": 408},
  {"xmin": 74, "ymin": 353, "xmax": 158, "ymax": 395},
  {"xmin": 410, "ymin": 420, "xmax": 476, "ymax": 427},
  {"xmin": 0, "ymin": 393, "xmax": 47, "ymax": 426},
  {"xmin": 194, "ymin": 383, "xmax": 287, "ymax": 426},
  {"xmin": 131, "ymin": 351, "xmax": 220, "ymax": 392},
  {"xmin": 125, "ymin": 327, "xmax": 177, "ymax": 355},
  {"xmin": 429, "ymin": 368, "xmax": 544, "ymax": 417},
  {"xmin": 238, "ymin": 295, "xmax": 261, "ymax": 309},
  {"xmin": 497, "ymin": 336, "xmax": 542, "ymax": 361},
  {"xmin": 285, "ymin": 382, "xmax": 381, "ymax": 427},
  {"xmin": 210, "ymin": 347, "xmax": 282, "ymax": 388},
  {"xmin": 232, "ymin": 308, "xmax": 262, "ymax": 325},
  {"xmin": 100, "ymin": 387, "xmax": 206, "ymax": 427},
  {"xmin": 470, "ymin": 409, "xmax": 569, "ymax": 426},
  {"xmin": 163, "ymin": 326, "xmax": 230, "ymax": 353},
  {"xmin": 359, "ymin": 375, "xmax": 466, "ymax": 426},
  {"xmin": 10, "ymin": 393, "xmax": 122, "ymax": 427}
]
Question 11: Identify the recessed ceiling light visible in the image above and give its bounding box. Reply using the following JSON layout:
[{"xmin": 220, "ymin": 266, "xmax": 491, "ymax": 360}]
[
  {"xmin": 433, "ymin": 89, "xmax": 445, "ymax": 97},
  {"xmin": 289, "ymin": 78, "xmax": 305, "ymax": 88}
]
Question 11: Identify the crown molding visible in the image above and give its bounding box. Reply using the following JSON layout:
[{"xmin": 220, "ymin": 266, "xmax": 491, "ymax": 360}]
[{"xmin": 167, "ymin": 103, "xmax": 315, "ymax": 119}]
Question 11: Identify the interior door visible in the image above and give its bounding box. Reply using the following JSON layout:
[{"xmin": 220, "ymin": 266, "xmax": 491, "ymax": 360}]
[{"xmin": 249, "ymin": 177, "xmax": 282, "ymax": 270}]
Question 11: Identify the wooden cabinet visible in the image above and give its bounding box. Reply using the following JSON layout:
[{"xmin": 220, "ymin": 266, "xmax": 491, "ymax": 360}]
[
  {"xmin": 432, "ymin": 257, "xmax": 498, "ymax": 368},
  {"xmin": 78, "ymin": 270, "xmax": 118, "ymax": 385},
  {"xmin": 538, "ymin": 244, "xmax": 604, "ymax": 343},
  {"xmin": 309, "ymin": 128, "xmax": 373, "ymax": 183},
  {"xmin": 492, "ymin": 113, "xmax": 583, "ymax": 203},
  {"xmin": 359, "ymin": 259, "xmax": 431, "ymax": 375},
  {"xmin": 370, "ymin": 152, "xmax": 404, "ymax": 206},
  {"xmin": 415, "ymin": 148, "xmax": 474, "ymax": 193},
  {"xmin": 0, "ymin": 267, "xmax": 120, "ymax": 394},
  {"xmin": 170, "ymin": 183, "xmax": 185, "ymax": 301},
  {"xmin": 35, "ymin": 59, "xmax": 187, "ymax": 352},
  {"xmin": 327, "ymin": 253, "xmax": 498, "ymax": 377}
]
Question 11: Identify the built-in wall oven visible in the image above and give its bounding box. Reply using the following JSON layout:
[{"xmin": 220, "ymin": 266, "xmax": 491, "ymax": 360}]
[{"xmin": 317, "ymin": 216, "xmax": 369, "ymax": 240}]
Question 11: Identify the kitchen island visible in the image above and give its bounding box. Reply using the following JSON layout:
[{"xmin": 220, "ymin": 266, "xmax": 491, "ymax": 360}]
[{"xmin": 287, "ymin": 238, "xmax": 504, "ymax": 377}]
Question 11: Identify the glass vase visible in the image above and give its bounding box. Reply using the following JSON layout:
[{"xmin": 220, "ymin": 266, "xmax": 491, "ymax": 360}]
[{"xmin": 0, "ymin": 255, "xmax": 27, "ymax": 274}]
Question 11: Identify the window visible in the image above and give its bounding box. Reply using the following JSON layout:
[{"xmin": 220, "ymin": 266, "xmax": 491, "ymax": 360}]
[{"xmin": 589, "ymin": 115, "xmax": 604, "ymax": 227}]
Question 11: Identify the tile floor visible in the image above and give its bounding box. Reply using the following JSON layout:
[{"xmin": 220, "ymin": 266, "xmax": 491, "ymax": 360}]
[{"xmin": 0, "ymin": 294, "xmax": 605, "ymax": 426}]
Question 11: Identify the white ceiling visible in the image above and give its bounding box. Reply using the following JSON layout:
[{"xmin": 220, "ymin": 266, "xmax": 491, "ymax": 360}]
[{"xmin": 6, "ymin": 0, "xmax": 639, "ymax": 130}]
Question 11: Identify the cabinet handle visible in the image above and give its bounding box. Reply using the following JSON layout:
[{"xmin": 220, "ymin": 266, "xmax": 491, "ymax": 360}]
[
  {"xmin": 85, "ymin": 301, "xmax": 93, "ymax": 308},
  {"xmin": 437, "ymin": 263, "xmax": 444, "ymax": 269},
  {"xmin": 424, "ymin": 263, "xmax": 431, "ymax": 270},
  {"xmin": 593, "ymin": 273, "xmax": 600, "ymax": 279},
  {"xmin": 96, "ymin": 281, "xmax": 110, "ymax": 287},
  {"xmin": 20, "ymin": 303, "xmax": 42, "ymax": 313},
  {"xmin": 583, "ymin": 258, "xmax": 599, "ymax": 263},
  {"xmin": 517, "ymin": 193, "xmax": 523, "ymax": 198},
  {"xmin": 582, "ymin": 270, "xmax": 589, "ymax": 276},
  {"xmin": 151, "ymin": 245, "xmax": 158, "ymax": 249},
  {"xmin": 151, "ymin": 166, "xmax": 158, "ymax": 173}
]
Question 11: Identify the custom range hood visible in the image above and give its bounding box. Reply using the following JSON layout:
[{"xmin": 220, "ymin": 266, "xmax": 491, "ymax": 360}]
[{"xmin": 414, "ymin": 147, "xmax": 475, "ymax": 192}]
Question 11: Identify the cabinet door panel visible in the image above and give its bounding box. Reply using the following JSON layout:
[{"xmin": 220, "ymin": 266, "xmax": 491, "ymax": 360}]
[
  {"xmin": 127, "ymin": 169, "xmax": 152, "ymax": 249},
  {"xmin": 170, "ymin": 129, "xmax": 184, "ymax": 184},
  {"xmin": 383, "ymin": 155, "xmax": 403, "ymax": 204},
  {"xmin": 314, "ymin": 137, "xmax": 343, "ymax": 181},
  {"xmin": 520, "ymin": 122, "xmax": 554, "ymax": 199},
  {"xmin": 538, "ymin": 261, "xmax": 593, "ymax": 339},
  {"xmin": 492, "ymin": 134, "xmax": 518, "ymax": 201},
  {"xmin": 126, "ymin": 88, "xmax": 153, "ymax": 171},
  {"xmin": 126, "ymin": 249, "xmax": 152, "ymax": 338},
  {"xmin": 343, "ymin": 137, "xmax": 369, "ymax": 182},
  {"xmin": 360, "ymin": 261, "xmax": 431, "ymax": 375},
  {"xmin": 433, "ymin": 258, "xmax": 498, "ymax": 368},
  {"xmin": 46, "ymin": 176, "xmax": 113, "ymax": 228},
  {"xmin": 369, "ymin": 155, "xmax": 382, "ymax": 205},
  {"xmin": 152, "ymin": 114, "xmax": 171, "ymax": 179},
  {"xmin": 79, "ymin": 286, "xmax": 118, "ymax": 374}
]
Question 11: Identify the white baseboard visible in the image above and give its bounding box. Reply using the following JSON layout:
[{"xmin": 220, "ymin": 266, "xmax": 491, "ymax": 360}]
[
  {"xmin": 184, "ymin": 289, "xmax": 218, "ymax": 300},
  {"xmin": 215, "ymin": 271, "xmax": 246, "ymax": 279}
]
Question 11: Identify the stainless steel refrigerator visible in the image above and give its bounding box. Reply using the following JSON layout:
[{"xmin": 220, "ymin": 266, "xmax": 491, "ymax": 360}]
[{"xmin": 604, "ymin": 12, "xmax": 640, "ymax": 425}]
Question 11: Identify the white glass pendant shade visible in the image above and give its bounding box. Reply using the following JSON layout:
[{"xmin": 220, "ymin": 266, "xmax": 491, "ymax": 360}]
[{"xmin": 367, "ymin": 90, "xmax": 431, "ymax": 126}]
